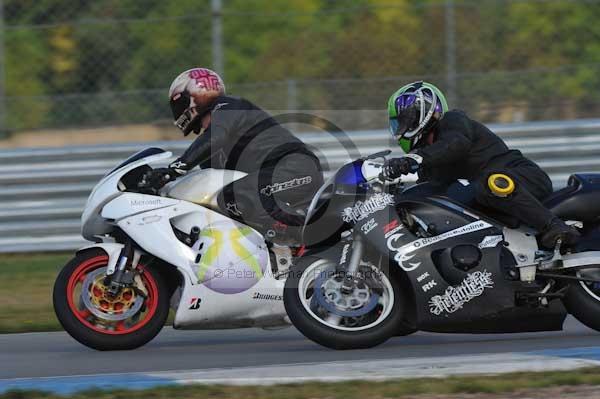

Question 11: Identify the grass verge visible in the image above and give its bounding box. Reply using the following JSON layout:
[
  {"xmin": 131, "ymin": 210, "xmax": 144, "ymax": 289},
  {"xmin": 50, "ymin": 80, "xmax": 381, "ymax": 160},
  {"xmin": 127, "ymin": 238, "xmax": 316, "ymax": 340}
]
[
  {"xmin": 0, "ymin": 252, "xmax": 177, "ymax": 334},
  {"xmin": 0, "ymin": 253, "xmax": 71, "ymax": 333},
  {"xmin": 2, "ymin": 368, "xmax": 600, "ymax": 399}
]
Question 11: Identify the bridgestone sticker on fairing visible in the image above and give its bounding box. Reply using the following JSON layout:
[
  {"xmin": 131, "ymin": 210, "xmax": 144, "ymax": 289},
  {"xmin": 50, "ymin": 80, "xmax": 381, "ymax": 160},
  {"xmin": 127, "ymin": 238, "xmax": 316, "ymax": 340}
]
[
  {"xmin": 387, "ymin": 221, "xmax": 492, "ymax": 272},
  {"xmin": 429, "ymin": 270, "xmax": 494, "ymax": 315},
  {"xmin": 342, "ymin": 193, "xmax": 395, "ymax": 223}
]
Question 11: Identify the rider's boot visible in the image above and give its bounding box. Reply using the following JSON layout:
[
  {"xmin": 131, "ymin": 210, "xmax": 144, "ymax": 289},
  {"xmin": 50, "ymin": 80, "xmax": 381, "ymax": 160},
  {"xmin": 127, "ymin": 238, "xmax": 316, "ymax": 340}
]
[{"xmin": 539, "ymin": 217, "xmax": 581, "ymax": 249}]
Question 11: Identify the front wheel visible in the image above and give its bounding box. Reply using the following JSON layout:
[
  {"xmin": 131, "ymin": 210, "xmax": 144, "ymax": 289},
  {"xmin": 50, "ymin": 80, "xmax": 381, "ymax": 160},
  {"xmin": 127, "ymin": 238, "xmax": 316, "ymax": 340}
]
[
  {"xmin": 53, "ymin": 249, "xmax": 170, "ymax": 350},
  {"xmin": 284, "ymin": 256, "xmax": 409, "ymax": 349}
]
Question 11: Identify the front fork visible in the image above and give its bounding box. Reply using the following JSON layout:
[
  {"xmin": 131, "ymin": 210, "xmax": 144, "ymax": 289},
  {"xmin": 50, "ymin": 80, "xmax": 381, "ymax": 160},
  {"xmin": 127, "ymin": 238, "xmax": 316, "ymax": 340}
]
[
  {"xmin": 104, "ymin": 238, "xmax": 143, "ymax": 296},
  {"xmin": 340, "ymin": 233, "xmax": 364, "ymax": 294}
]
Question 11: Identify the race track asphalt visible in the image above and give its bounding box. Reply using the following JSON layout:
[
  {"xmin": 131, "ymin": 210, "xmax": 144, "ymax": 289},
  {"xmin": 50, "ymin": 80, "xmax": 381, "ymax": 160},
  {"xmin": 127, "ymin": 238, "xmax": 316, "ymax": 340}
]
[{"xmin": 1, "ymin": 316, "xmax": 600, "ymax": 380}]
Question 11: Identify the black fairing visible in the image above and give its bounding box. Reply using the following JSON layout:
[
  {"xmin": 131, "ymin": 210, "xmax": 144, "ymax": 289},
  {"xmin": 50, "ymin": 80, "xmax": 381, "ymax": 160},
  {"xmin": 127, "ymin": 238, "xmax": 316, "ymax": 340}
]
[
  {"xmin": 544, "ymin": 173, "xmax": 600, "ymax": 223},
  {"xmin": 402, "ymin": 181, "xmax": 522, "ymax": 228},
  {"xmin": 354, "ymin": 184, "xmax": 566, "ymax": 333}
]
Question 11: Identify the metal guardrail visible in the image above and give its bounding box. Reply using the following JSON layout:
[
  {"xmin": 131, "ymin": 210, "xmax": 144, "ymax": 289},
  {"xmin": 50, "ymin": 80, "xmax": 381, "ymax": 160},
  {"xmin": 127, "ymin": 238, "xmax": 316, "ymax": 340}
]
[{"xmin": 1, "ymin": 118, "xmax": 600, "ymax": 253}]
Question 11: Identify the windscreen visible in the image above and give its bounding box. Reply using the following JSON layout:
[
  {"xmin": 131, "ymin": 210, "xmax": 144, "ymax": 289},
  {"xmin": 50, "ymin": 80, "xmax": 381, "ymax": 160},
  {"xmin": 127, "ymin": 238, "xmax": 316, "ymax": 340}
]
[
  {"xmin": 107, "ymin": 147, "xmax": 166, "ymax": 176},
  {"xmin": 334, "ymin": 160, "xmax": 366, "ymax": 185}
]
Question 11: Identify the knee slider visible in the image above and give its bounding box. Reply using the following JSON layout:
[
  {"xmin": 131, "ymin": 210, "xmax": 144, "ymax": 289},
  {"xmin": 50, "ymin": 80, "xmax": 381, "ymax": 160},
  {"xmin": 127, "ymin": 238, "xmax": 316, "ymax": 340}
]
[{"xmin": 487, "ymin": 173, "xmax": 515, "ymax": 197}]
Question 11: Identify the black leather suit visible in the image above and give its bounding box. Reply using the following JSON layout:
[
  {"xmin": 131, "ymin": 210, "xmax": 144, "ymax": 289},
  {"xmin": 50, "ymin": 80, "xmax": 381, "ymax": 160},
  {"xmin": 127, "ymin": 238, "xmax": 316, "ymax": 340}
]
[
  {"xmin": 414, "ymin": 110, "xmax": 554, "ymax": 231},
  {"xmin": 171, "ymin": 95, "xmax": 323, "ymax": 241}
]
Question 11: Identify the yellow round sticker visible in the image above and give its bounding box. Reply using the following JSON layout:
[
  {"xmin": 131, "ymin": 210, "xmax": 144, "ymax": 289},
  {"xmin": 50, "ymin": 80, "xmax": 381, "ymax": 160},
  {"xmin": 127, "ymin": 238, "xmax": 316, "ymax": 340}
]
[{"xmin": 488, "ymin": 174, "xmax": 515, "ymax": 197}]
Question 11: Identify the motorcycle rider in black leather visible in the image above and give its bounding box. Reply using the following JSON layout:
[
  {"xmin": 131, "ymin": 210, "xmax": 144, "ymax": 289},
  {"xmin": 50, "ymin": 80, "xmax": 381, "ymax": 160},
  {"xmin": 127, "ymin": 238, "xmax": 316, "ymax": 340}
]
[
  {"xmin": 383, "ymin": 81, "xmax": 580, "ymax": 249},
  {"xmin": 143, "ymin": 68, "xmax": 323, "ymax": 244}
]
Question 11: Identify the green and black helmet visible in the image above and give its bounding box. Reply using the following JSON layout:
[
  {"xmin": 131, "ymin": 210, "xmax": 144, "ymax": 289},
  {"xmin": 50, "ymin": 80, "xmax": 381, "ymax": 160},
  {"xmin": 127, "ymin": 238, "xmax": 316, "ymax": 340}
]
[{"xmin": 387, "ymin": 81, "xmax": 449, "ymax": 152}]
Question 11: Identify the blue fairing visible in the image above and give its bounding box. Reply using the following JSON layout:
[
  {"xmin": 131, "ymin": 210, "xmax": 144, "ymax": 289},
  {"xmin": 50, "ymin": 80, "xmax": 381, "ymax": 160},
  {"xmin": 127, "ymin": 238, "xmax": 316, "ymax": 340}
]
[{"xmin": 335, "ymin": 160, "xmax": 366, "ymax": 185}]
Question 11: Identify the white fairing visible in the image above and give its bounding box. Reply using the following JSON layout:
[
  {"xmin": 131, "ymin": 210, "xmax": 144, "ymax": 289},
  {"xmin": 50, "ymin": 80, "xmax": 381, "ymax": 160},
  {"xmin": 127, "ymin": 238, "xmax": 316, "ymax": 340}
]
[
  {"xmin": 81, "ymin": 151, "xmax": 173, "ymax": 240},
  {"xmin": 167, "ymin": 169, "xmax": 247, "ymax": 208},
  {"xmin": 79, "ymin": 149, "xmax": 288, "ymax": 330}
]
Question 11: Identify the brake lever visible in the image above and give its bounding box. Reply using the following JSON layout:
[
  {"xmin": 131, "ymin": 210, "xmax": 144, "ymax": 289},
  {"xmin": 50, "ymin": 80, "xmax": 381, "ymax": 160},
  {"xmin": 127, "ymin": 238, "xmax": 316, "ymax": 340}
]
[{"xmin": 363, "ymin": 150, "xmax": 392, "ymax": 161}]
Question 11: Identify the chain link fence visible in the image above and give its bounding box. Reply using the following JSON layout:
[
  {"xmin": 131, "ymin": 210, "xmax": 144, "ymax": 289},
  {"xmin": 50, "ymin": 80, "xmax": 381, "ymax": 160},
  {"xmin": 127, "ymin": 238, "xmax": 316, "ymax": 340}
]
[{"xmin": 2, "ymin": 0, "xmax": 600, "ymax": 135}]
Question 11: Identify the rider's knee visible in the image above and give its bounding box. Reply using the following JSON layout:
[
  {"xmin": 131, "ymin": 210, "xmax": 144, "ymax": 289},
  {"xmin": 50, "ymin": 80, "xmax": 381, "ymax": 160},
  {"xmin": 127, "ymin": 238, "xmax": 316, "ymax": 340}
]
[{"xmin": 474, "ymin": 170, "xmax": 517, "ymax": 202}]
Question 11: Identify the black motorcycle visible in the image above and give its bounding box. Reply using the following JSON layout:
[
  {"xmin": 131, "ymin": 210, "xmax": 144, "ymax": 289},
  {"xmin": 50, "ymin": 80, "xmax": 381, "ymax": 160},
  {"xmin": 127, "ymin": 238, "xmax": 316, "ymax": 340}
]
[{"xmin": 284, "ymin": 151, "xmax": 600, "ymax": 349}]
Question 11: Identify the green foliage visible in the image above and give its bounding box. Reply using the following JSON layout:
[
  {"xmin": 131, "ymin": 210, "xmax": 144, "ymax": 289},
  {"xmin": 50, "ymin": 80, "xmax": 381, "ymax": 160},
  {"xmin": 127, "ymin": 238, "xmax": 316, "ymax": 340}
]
[
  {"xmin": 0, "ymin": 252, "xmax": 70, "ymax": 333},
  {"xmin": 1, "ymin": 0, "xmax": 600, "ymax": 131}
]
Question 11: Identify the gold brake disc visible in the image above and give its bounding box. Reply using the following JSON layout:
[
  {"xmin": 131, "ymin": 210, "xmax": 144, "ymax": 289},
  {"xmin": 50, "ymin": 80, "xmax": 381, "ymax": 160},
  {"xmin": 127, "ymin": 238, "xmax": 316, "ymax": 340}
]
[{"xmin": 89, "ymin": 274, "xmax": 137, "ymax": 314}]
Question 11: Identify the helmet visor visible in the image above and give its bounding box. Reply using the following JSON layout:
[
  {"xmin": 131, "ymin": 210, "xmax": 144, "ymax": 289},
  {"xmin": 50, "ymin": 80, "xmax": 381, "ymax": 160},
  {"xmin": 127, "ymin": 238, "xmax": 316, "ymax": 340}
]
[
  {"xmin": 393, "ymin": 94, "xmax": 421, "ymax": 138},
  {"xmin": 389, "ymin": 117, "xmax": 400, "ymax": 137},
  {"xmin": 170, "ymin": 91, "xmax": 191, "ymax": 120},
  {"xmin": 394, "ymin": 104, "xmax": 420, "ymax": 139}
]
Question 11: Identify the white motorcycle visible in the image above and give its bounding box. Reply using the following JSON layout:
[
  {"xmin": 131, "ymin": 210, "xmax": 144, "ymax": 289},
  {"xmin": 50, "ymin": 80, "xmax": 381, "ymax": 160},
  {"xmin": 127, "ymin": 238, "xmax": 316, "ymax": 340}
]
[{"xmin": 53, "ymin": 148, "xmax": 292, "ymax": 350}]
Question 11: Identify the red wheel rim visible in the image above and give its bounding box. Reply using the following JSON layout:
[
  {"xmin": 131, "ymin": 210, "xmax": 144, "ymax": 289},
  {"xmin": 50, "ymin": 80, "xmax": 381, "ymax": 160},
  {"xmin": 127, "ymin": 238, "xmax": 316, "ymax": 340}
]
[{"xmin": 66, "ymin": 255, "xmax": 159, "ymax": 335}]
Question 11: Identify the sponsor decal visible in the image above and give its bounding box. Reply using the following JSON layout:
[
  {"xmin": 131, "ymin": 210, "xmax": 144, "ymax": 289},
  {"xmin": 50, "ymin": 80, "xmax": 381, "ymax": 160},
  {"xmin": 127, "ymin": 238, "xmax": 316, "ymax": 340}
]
[
  {"xmin": 383, "ymin": 219, "xmax": 400, "ymax": 235},
  {"xmin": 417, "ymin": 272, "xmax": 437, "ymax": 292},
  {"xmin": 130, "ymin": 198, "xmax": 164, "ymax": 207},
  {"xmin": 387, "ymin": 221, "xmax": 492, "ymax": 272},
  {"xmin": 429, "ymin": 270, "xmax": 494, "ymax": 315},
  {"xmin": 189, "ymin": 297, "xmax": 202, "ymax": 310},
  {"xmin": 342, "ymin": 193, "xmax": 395, "ymax": 223},
  {"xmin": 226, "ymin": 201, "xmax": 242, "ymax": 217},
  {"xmin": 384, "ymin": 224, "xmax": 404, "ymax": 239},
  {"xmin": 361, "ymin": 218, "xmax": 378, "ymax": 234},
  {"xmin": 260, "ymin": 176, "xmax": 312, "ymax": 197},
  {"xmin": 478, "ymin": 235, "xmax": 503, "ymax": 249},
  {"xmin": 170, "ymin": 160, "xmax": 188, "ymax": 171},
  {"xmin": 422, "ymin": 280, "xmax": 437, "ymax": 292},
  {"xmin": 340, "ymin": 243, "xmax": 350, "ymax": 264},
  {"xmin": 252, "ymin": 292, "xmax": 283, "ymax": 301},
  {"xmin": 387, "ymin": 232, "xmax": 421, "ymax": 271}
]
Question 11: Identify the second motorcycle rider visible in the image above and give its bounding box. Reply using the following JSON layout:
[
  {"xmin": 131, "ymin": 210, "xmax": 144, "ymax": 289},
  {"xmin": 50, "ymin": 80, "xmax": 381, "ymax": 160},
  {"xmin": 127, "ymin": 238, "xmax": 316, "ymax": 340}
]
[
  {"xmin": 383, "ymin": 81, "xmax": 580, "ymax": 249},
  {"xmin": 143, "ymin": 67, "xmax": 324, "ymax": 244}
]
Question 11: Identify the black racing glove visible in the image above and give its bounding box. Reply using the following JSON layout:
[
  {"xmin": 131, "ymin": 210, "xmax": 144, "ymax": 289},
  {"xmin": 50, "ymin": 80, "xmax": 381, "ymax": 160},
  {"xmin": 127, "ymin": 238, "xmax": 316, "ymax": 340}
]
[{"xmin": 381, "ymin": 156, "xmax": 420, "ymax": 180}]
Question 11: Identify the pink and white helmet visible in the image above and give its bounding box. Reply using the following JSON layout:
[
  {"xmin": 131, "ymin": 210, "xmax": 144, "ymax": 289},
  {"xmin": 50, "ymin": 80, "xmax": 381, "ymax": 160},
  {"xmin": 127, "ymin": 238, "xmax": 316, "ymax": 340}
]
[{"xmin": 168, "ymin": 68, "xmax": 226, "ymax": 135}]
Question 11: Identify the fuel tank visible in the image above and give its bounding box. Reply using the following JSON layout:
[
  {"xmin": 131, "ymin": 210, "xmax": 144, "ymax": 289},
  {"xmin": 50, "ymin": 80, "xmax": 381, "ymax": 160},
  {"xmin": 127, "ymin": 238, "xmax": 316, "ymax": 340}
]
[{"xmin": 167, "ymin": 169, "xmax": 247, "ymax": 208}]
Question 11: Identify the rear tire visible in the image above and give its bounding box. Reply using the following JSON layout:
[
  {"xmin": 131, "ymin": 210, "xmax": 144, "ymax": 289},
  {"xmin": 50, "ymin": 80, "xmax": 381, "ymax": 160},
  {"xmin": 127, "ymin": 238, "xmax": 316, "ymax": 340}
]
[
  {"xmin": 284, "ymin": 256, "xmax": 409, "ymax": 349},
  {"xmin": 563, "ymin": 275, "xmax": 600, "ymax": 331},
  {"xmin": 53, "ymin": 249, "xmax": 170, "ymax": 350}
]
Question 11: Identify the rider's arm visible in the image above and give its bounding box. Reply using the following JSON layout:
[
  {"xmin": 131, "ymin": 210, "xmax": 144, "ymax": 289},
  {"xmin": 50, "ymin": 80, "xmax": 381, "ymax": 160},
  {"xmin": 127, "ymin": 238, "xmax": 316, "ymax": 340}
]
[
  {"xmin": 415, "ymin": 111, "xmax": 473, "ymax": 168},
  {"xmin": 170, "ymin": 102, "xmax": 239, "ymax": 173},
  {"xmin": 170, "ymin": 125, "xmax": 216, "ymax": 173}
]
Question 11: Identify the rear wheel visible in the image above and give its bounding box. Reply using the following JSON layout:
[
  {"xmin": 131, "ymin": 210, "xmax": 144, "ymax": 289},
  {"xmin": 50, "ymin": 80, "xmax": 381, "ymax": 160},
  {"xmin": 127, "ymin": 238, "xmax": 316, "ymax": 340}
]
[
  {"xmin": 562, "ymin": 268, "xmax": 600, "ymax": 331},
  {"xmin": 53, "ymin": 249, "xmax": 169, "ymax": 350},
  {"xmin": 284, "ymin": 256, "xmax": 410, "ymax": 349}
]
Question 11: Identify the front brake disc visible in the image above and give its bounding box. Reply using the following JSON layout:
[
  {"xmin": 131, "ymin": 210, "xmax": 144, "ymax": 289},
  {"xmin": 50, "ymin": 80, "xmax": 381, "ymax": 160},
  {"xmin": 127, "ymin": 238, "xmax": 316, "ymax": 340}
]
[{"xmin": 312, "ymin": 270, "xmax": 380, "ymax": 317}]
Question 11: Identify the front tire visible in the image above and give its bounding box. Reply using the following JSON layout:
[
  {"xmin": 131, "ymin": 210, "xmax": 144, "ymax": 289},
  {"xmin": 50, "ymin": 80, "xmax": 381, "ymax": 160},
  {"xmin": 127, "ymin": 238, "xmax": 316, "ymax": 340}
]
[
  {"xmin": 53, "ymin": 249, "xmax": 169, "ymax": 350},
  {"xmin": 284, "ymin": 256, "xmax": 409, "ymax": 349}
]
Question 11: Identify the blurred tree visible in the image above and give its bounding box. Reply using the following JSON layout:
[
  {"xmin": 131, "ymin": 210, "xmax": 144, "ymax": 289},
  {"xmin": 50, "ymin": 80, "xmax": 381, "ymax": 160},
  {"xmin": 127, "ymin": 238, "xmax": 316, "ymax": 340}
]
[
  {"xmin": 223, "ymin": 0, "xmax": 325, "ymax": 83},
  {"xmin": 1, "ymin": 0, "xmax": 600, "ymax": 130},
  {"xmin": 501, "ymin": 1, "xmax": 600, "ymax": 119}
]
